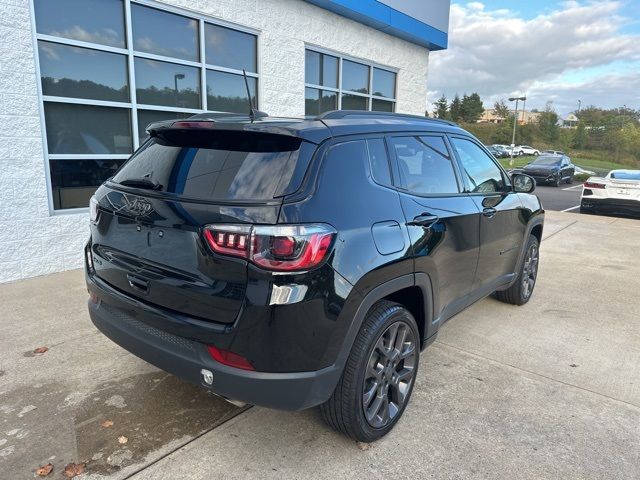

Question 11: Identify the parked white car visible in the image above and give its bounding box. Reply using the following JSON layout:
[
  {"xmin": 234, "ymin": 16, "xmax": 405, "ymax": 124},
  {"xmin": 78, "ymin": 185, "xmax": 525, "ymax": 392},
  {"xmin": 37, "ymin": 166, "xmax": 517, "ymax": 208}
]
[
  {"xmin": 512, "ymin": 145, "xmax": 540, "ymax": 156},
  {"xmin": 580, "ymin": 169, "xmax": 640, "ymax": 217}
]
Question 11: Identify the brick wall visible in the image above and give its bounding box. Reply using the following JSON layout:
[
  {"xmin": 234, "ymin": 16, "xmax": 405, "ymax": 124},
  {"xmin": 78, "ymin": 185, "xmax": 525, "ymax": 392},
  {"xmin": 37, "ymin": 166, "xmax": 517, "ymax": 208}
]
[{"xmin": 0, "ymin": 0, "xmax": 429, "ymax": 283}]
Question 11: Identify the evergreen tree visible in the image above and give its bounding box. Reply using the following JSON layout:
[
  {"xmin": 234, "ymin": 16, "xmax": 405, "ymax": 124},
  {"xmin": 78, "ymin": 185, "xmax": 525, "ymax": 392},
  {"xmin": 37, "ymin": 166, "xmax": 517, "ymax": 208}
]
[
  {"xmin": 460, "ymin": 92, "xmax": 485, "ymax": 122},
  {"xmin": 432, "ymin": 95, "xmax": 449, "ymax": 119},
  {"xmin": 449, "ymin": 95, "xmax": 463, "ymax": 122}
]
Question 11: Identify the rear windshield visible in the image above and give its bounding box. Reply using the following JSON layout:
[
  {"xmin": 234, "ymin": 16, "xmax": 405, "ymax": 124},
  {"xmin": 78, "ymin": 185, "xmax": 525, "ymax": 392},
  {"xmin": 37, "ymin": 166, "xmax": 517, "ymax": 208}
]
[
  {"xmin": 610, "ymin": 171, "xmax": 640, "ymax": 180},
  {"xmin": 111, "ymin": 132, "xmax": 313, "ymax": 201}
]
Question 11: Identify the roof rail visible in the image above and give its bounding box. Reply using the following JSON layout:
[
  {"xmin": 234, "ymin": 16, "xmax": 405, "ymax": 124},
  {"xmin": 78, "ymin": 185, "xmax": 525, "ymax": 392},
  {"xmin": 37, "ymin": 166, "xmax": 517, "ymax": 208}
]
[{"xmin": 317, "ymin": 110, "xmax": 458, "ymax": 127}]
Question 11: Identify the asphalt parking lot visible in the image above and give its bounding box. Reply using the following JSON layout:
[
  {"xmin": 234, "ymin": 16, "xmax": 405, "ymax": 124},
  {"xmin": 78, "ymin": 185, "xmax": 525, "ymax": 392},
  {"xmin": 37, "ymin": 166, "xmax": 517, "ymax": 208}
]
[
  {"xmin": 1, "ymin": 211, "xmax": 639, "ymax": 479},
  {"xmin": 534, "ymin": 183, "xmax": 583, "ymax": 212}
]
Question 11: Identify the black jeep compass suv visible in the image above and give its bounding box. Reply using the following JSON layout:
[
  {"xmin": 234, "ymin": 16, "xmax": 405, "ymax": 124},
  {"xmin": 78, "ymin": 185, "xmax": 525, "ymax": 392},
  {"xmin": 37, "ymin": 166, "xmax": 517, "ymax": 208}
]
[{"xmin": 86, "ymin": 111, "xmax": 544, "ymax": 442}]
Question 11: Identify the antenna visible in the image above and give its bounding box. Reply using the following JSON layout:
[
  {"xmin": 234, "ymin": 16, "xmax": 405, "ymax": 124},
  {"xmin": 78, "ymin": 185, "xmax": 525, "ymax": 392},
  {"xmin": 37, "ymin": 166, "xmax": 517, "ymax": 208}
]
[{"xmin": 242, "ymin": 69, "xmax": 268, "ymax": 122}]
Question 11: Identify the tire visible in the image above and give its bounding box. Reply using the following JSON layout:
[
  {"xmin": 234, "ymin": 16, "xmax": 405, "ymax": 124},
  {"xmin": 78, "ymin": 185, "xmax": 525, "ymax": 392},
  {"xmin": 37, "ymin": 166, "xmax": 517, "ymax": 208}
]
[
  {"xmin": 495, "ymin": 234, "xmax": 540, "ymax": 306},
  {"xmin": 566, "ymin": 176, "xmax": 572, "ymax": 184},
  {"xmin": 320, "ymin": 300, "xmax": 420, "ymax": 442}
]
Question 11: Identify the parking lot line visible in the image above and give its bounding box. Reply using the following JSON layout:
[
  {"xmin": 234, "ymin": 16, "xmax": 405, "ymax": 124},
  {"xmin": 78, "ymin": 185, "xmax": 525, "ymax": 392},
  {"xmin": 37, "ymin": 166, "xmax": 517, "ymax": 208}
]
[
  {"xmin": 562, "ymin": 185, "xmax": 583, "ymax": 191},
  {"xmin": 562, "ymin": 205, "xmax": 580, "ymax": 212}
]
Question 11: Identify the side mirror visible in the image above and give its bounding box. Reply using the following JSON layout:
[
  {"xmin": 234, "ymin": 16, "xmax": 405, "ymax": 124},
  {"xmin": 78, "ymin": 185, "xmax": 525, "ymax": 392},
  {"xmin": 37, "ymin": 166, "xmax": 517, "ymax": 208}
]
[{"xmin": 512, "ymin": 173, "xmax": 536, "ymax": 193}]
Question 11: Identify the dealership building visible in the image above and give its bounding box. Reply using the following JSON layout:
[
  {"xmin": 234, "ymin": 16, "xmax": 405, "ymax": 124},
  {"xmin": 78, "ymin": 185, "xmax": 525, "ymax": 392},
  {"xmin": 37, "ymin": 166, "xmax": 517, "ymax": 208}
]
[{"xmin": 0, "ymin": 0, "xmax": 450, "ymax": 283}]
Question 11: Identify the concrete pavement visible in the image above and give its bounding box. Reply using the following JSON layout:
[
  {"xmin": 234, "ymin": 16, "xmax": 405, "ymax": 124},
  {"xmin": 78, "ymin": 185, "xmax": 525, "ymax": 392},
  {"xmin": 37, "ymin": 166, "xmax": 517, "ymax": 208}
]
[{"xmin": 1, "ymin": 211, "xmax": 639, "ymax": 479}]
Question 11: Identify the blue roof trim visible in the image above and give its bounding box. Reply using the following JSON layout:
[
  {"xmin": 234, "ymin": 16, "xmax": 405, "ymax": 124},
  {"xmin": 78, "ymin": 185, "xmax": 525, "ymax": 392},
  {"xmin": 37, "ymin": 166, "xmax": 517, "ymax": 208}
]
[{"xmin": 304, "ymin": 0, "xmax": 448, "ymax": 50}]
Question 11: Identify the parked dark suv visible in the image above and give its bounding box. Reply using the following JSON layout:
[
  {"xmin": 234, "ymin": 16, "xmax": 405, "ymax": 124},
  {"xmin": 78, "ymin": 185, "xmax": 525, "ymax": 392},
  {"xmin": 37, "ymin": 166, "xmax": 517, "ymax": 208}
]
[{"xmin": 86, "ymin": 111, "xmax": 544, "ymax": 442}]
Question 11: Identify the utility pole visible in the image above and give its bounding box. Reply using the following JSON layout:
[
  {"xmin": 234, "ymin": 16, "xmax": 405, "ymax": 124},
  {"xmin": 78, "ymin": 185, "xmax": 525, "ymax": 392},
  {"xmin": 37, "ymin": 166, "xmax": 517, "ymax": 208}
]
[{"xmin": 508, "ymin": 96, "xmax": 526, "ymax": 166}]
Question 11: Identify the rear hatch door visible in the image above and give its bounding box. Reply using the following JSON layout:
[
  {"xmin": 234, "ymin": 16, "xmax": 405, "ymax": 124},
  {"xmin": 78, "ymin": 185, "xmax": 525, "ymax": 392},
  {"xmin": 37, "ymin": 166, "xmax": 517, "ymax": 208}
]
[{"xmin": 91, "ymin": 126, "xmax": 311, "ymax": 324}]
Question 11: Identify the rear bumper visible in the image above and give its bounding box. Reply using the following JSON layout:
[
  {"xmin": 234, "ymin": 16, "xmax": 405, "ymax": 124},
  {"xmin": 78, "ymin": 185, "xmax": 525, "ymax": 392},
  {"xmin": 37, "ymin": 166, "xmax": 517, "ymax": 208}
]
[
  {"xmin": 580, "ymin": 197, "xmax": 640, "ymax": 216},
  {"xmin": 87, "ymin": 274, "xmax": 342, "ymax": 411}
]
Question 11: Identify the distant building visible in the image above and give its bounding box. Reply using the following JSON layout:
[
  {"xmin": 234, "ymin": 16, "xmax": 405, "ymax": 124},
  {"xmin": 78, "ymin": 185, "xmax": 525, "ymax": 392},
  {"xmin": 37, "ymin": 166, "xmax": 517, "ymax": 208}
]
[
  {"xmin": 479, "ymin": 109, "xmax": 540, "ymax": 125},
  {"xmin": 562, "ymin": 113, "xmax": 579, "ymax": 128}
]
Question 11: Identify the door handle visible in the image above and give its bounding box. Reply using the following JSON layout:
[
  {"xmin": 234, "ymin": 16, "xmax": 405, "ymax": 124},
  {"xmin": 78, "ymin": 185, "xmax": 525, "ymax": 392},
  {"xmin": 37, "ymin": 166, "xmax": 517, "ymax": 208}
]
[
  {"xmin": 482, "ymin": 207, "xmax": 497, "ymax": 218},
  {"xmin": 127, "ymin": 274, "xmax": 149, "ymax": 293},
  {"xmin": 408, "ymin": 214, "xmax": 439, "ymax": 228}
]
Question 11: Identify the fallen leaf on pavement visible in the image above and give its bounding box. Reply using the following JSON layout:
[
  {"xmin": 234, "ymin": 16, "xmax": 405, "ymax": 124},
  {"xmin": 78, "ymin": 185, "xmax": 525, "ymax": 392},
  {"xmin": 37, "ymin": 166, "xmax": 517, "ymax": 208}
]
[
  {"xmin": 62, "ymin": 463, "xmax": 85, "ymax": 478},
  {"xmin": 36, "ymin": 463, "xmax": 54, "ymax": 476},
  {"xmin": 356, "ymin": 441, "xmax": 371, "ymax": 451},
  {"xmin": 118, "ymin": 436, "xmax": 128, "ymax": 444},
  {"xmin": 101, "ymin": 420, "xmax": 114, "ymax": 428},
  {"xmin": 34, "ymin": 346, "xmax": 49, "ymax": 354}
]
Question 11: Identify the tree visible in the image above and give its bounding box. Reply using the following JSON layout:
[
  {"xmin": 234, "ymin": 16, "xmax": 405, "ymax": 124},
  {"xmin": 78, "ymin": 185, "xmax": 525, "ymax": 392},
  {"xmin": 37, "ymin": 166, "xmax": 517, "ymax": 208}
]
[
  {"xmin": 449, "ymin": 94, "xmax": 463, "ymax": 122},
  {"xmin": 572, "ymin": 122, "xmax": 587, "ymax": 149},
  {"xmin": 432, "ymin": 95, "xmax": 449, "ymax": 119},
  {"xmin": 537, "ymin": 102, "xmax": 559, "ymax": 143},
  {"xmin": 460, "ymin": 93, "xmax": 484, "ymax": 123},
  {"xmin": 493, "ymin": 99, "xmax": 510, "ymax": 121}
]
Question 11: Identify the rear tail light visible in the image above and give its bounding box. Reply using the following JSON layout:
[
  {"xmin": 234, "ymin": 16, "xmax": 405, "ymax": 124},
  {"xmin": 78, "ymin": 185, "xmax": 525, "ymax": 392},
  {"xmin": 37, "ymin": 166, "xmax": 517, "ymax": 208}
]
[
  {"xmin": 203, "ymin": 224, "xmax": 336, "ymax": 272},
  {"xmin": 584, "ymin": 181, "xmax": 605, "ymax": 189},
  {"xmin": 207, "ymin": 345, "xmax": 255, "ymax": 371}
]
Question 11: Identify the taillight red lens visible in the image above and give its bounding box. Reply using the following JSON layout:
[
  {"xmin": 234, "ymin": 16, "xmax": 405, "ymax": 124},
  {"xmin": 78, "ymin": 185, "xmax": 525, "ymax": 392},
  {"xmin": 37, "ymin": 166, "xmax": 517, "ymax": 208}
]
[
  {"xmin": 207, "ymin": 345, "xmax": 255, "ymax": 371},
  {"xmin": 203, "ymin": 226, "xmax": 251, "ymax": 258},
  {"xmin": 584, "ymin": 181, "xmax": 605, "ymax": 189},
  {"xmin": 270, "ymin": 236, "xmax": 297, "ymax": 257},
  {"xmin": 203, "ymin": 224, "xmax": 336, "ymax": 272}
]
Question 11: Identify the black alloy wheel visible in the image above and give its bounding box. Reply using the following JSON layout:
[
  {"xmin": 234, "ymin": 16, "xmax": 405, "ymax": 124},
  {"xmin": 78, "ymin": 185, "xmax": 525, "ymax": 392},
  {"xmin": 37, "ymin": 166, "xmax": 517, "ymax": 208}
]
[
  {"xmin": 320, "ymin": 301, "xmax": 420, "ymax": 442},
  {"xmin": 520, "ymin": 241, "xmax": 539, "ymax": 301},
  {"xmin": 362, "ymin": 321, "xmax": 417, "ymax": 428}
]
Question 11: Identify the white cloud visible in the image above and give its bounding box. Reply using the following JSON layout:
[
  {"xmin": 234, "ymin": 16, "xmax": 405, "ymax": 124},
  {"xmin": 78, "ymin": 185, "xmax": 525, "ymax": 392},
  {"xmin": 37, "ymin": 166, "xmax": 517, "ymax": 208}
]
[{"xmin": 428, "ymin": 1, "xmax": 640, "ymax": 114}]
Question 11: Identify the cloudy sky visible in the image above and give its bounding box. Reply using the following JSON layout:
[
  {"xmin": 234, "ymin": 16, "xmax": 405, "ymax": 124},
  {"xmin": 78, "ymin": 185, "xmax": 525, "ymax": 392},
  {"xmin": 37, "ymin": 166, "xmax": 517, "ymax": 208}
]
[{"xmin": 427, "ymin": 1, "xmax": 640, "ymax": 116}]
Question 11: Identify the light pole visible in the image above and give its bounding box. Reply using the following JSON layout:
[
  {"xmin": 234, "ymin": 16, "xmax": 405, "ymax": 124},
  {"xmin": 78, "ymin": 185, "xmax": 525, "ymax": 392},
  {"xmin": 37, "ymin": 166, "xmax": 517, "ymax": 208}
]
[
  {"xmin": 508, "ymin": 95, "xmax": 526, "ymax": 166},
  {"xmin": 577, "ymin": 99, "xmax": 581, "ymax": 115},
  {"xmin": 174, "ymin": 73, "xmax": 185, "ymax": 106}
]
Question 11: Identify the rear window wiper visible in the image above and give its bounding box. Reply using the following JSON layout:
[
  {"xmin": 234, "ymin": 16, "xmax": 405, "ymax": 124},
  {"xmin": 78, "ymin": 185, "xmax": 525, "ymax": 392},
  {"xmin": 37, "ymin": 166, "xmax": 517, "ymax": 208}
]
[{"xmin": 118, "ymin": 178, "xmax": 162, "ymax": 191}]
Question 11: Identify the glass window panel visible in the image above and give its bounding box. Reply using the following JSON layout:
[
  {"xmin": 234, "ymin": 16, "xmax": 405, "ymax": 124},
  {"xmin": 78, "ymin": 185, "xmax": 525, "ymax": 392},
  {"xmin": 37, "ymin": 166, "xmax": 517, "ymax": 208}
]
[
  {"xmin": 367, "ymin": 138, "xmax": 392, "ymax": 186},
  {"xmin": 305, "ymin": 50, "xmax": 320, "ymax": 85},
  {"xmin": 34, "ymin": 0, "xmax": 125, "ymax": 48},
  {"xmin": 113, "ymin": 139, "xmax": 301, "ymax": 201},
  {"xmin": 321, "ymin": 55, "xmax": 339, "ymax": 88},
  {"xmin": 137, "ymin": 110, "xmax": 191, "ymax": 144},
  {"xmin": 372, "ymin": 68, "xmax": 396, "ymax": 98},
  {"xmin": 50, "ymin": 159, "xmax": 125, "ymax": 210},
  {"xmin": 305, "ymin": 51, "xmax": 338, "ymax": 88},
  {"xmin": 342, "ymin": 60, "xmax": 369, "ymax": 94},
  {"xmin": 390, "ymin": 136, "xmax": 459, "ymax": 195},
  {"xmin": 135, "ymin": 58, "xmax": 200, "ymax": 109},
  {"xmin": 206, "ymin": 70, "xmax": 256, "ymax": 114},
  {"xmin": 450, "ymin": 137, "xmax": 507, "ymax": 193},
  {"xmin": 372, "ymin": 99, "xmax": 394, "ymax": 112},
  {"xmin": 44, "ymin": 102, "xmax": 132, "ymax": 154},
  {"xmin": 131, "ymin": 4, "xmax": 199, "ymax": 61},
  {"xmin": 341, "ymin": 94, "xmax": 368, "ymax": 111},
  {"xmin": 205, "ymin": 24, "xmax": 256, "ymax": 72},
  {"xmin": 305, "ymin": 88, "xmax": 337, "ymax": 116},
  {"xmin": 38, "ymin": 41, "xmax": 129, "ymax": 102}
]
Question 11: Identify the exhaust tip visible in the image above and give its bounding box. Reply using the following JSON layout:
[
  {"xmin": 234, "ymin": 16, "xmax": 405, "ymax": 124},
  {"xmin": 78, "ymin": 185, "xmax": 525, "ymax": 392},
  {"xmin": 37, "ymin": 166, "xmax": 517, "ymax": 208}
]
[{"xmin": 200, "ymin": 369, "xmax": 214, "ymax": 385}]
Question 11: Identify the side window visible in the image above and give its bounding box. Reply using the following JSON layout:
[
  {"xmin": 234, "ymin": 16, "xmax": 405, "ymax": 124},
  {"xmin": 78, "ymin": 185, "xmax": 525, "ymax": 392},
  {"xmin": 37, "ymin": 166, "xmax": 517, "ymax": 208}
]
[
  {"xmin": 450, "ymin": 137, "xmax": 507, "ymax": 194},
  {"xmin": 390, "ymin": 136, "xmax": 460, "ymax": 195},
  {"xmin": 366, "ymin": 138, "xmax": 392, "ymax": 186}
]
